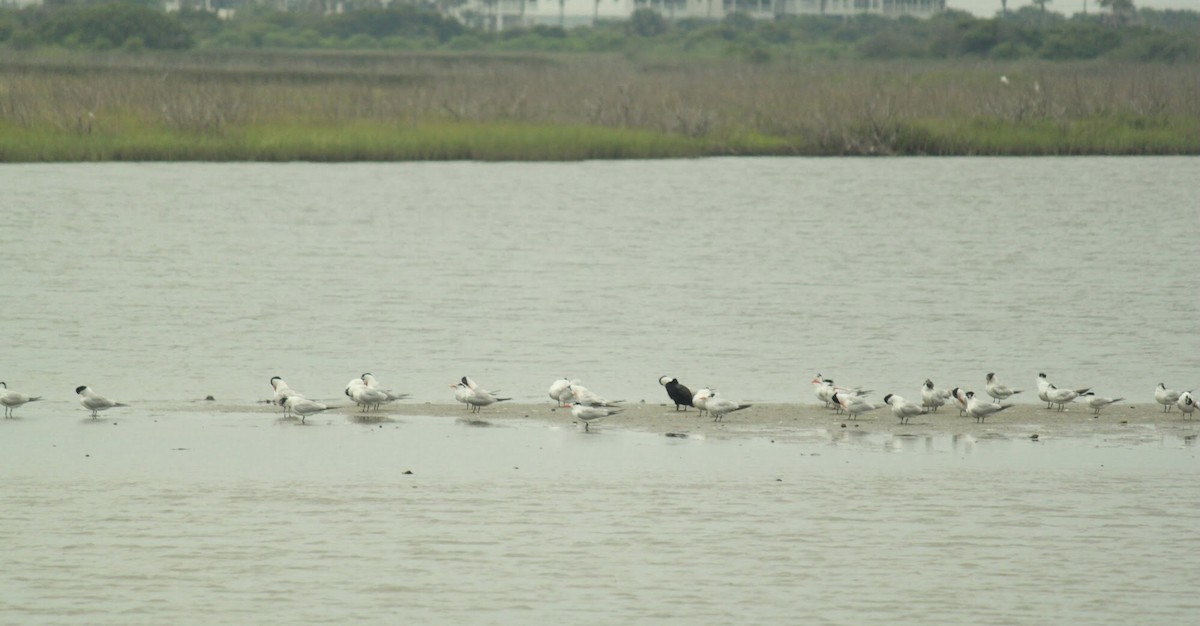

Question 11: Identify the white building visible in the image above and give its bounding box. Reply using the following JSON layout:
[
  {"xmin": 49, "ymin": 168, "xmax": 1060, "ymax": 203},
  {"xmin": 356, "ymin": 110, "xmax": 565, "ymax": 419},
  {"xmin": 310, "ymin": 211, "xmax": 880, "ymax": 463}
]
[{"xmin": 461, "ymin": 0, "xmax": 945, "ymax": 30}]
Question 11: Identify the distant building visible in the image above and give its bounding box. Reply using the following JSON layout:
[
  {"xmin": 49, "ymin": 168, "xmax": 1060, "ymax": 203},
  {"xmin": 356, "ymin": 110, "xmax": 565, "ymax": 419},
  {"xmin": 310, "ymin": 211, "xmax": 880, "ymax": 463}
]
[{"xmin": 458, "ymin": 0, "xmax": 945, "ymax": 30}]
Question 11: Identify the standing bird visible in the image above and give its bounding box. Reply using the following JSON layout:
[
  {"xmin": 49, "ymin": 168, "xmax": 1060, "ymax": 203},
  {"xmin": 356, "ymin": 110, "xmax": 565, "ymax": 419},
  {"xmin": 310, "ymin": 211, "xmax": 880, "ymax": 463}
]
[
  {"xmin": 812, "ymin": 376, "xmax": 836, "ymax": 407},
  {"xmin": 706, "ymin": 395, "xmax": 751, "ymax": 422},
  {"xmin": 453, "ymin": 377, "xmax": 510, "ymax": 413},
  {"xmin": 75, "ymin": 385, "xmax": 128, "ymax": 418},
  {"xmin": 921, "ymin": 379, "xmax": 949, "ymax": 412},
  {"xmin": 659, "ymin": 376, "xmax": 694, "ymax": 411},
  {"xmin": 830, "ymin": 392, "xmax": 883, "ymax": 420},
  {"xmin": 1177, "ymin": 392, "xmax": 1196, "ymax": 418},
  {"xmin": 1155, "ymin": 383, "xmax": 1183, "ymax": 412},
  {"xmin": 1, "ymin": 382, "xmax": 42, "ymax": 418},
  {"xmin": 951, "ymin": 387, "xmax": 970, "ymax": 416},
  {"xmin": 1036, "ymin": 373, "xmax": 1054, "ymax": 409},
  {"xmin": 279, "ymin": 395, "xmax": 331, "ymax": 424},
  {"xmin": 361, "ymin": 373, "xmax": 409, "ymax": 401},
  {"xmin": 884, "ymin": 394, "xmax": 926, "ymax": 425},
  {"xmin": 966, "ymin": 391, "xmax": 1012, "ymax": 423},
  {"xmin": 985, "ymin": 373, "xmax": 1021, "ymax": 403},
  {"xmin": 569, "ymin": 383, "xmax": 621, "ymax": 408},
  {"xmin": 1081, "ymin": 392, "xmax": 1124, "ymax": 415},
  {"xmin": 571, "ymin": 402, "xmax": 622, "ymax": 432},
  {"xmin": 1045, "ymin": 384, "xmax": 1090, "ymax": 412},
  {"xmin": 692, "ymin": 387, "xmax": 714, "ymax": 417},
  {"xmin": 548, "ymin": 378, "xmax": 575, "ymax": 407},
  {"xmin": 270, "ymin": 376, "xmax": 301, "ymax": 417}
]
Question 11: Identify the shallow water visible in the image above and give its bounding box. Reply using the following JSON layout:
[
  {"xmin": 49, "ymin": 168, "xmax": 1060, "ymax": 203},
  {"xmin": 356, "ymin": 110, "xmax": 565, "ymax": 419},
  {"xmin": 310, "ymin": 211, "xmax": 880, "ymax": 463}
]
[
  {"xmin": 1, "ymin": 410, "xmax": 1197, "ymax": 625},
  {"xmin": 2, "ymin": 158, "xmax": 1197, "ymax": 406},
  {"xmin": 2, "ymin": 157, "xmax": 1199, "ymax": 624}
]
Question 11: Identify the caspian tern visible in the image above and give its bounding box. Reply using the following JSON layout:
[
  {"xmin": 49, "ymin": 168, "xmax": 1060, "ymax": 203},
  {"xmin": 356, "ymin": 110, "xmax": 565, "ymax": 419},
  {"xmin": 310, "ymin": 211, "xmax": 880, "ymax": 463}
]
[
  {"xmin": 1177, "ymin": 392, "xmax": 1196, "ymax": 418},
  {"xmin": 1155, "ymin": 383, "xmax": 1183, "ymax": 412},
  {"xmin": 1080, "ymin": 392, "xmax": 1124, "ymax": 415},
  {"xmin": 548, "ymin": 378, "xmax": 575, "ymax": 407},
  {"xmin": 75, "ymin": 385, "xmax": 128, "ymax": 418},
  {"xmin": 884, "ymin": 394, "xmax": 926, "ymax": 425},
  {"xmin": 692, "ymin": 387, "xmax": 714, "ymax": 417},
  {"xmin": 659, "ymin": 376, "xmax": 694, "ymax": 411},
  {"xmin": 280, "ymin": 395, "xmax": 332, "ymax": 424},
  {"xmin": 830, "ymin": 392, "xmax": 882, "ymax": 420},
  {"xmin": 965, "ymin": 391, "xmax": 1012, "ymax": 423},
  {"xmin": 921, "ymin": 379, "xmax": 949, "ymax": 412},
  {"xmin": 1, "ymin": 382, "xmax": 42, "ymax": 418},
  {"xmin": 985, "ymin": 373, "xmax": 1021, "ymax": 403},
  {"xmin": 571, "ymin": 402, "xmax": 622, "ymax": 431},
  {"xmin": 706, "ymin": 395, "xmax": 751, "ymax": 422}
]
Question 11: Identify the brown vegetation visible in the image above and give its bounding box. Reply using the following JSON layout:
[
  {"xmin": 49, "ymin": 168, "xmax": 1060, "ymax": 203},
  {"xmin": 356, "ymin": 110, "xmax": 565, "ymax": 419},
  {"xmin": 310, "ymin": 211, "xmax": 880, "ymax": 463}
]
[{"xmin": 1, "ymin": 51, "xmax": 1197, "ymax": 160}]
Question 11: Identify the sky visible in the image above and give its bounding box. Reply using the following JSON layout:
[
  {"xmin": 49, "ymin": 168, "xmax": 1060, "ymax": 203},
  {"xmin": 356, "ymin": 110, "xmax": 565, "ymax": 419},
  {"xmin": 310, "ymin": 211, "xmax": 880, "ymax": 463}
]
[{"xmin": 948, "ymin": 0, "xmax": 1198, "ymax": 17}]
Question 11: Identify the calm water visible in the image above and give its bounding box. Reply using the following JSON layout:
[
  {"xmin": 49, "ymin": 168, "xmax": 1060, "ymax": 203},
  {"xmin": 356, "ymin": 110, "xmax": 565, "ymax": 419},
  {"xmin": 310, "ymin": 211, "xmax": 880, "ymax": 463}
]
[
  {"xmin": 1, "ymin": 412, "xmax": 1197, "ymax": 625},
  {"xmin": 2, "ymin": 158, "xmax": 1196, "ymax": 405},
  {"xmin": 2, "ymin": 158, "xmax": 1199, "ymax": 624}
]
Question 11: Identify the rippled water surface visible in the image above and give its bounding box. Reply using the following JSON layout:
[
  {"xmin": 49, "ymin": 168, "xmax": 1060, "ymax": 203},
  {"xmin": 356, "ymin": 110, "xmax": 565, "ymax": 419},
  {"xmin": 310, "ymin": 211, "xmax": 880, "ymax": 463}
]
[
  {"xmin": 2, "ymin": 413, "xmax": 1198, "ymax": 625},
  {"xmin": 2, "ymin": 158, "xmax": 1198, "ymax": 624},
  {"xmin": 2, "ymin": 158, "xmax": 1196, "ymax": 404}
]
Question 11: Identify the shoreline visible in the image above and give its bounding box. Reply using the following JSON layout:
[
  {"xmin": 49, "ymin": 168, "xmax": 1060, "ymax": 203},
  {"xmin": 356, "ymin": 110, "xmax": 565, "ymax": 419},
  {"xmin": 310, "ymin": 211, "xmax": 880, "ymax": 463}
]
[{"xmin": 253, "ymin": 401, "xmax": 1200, "ymax": 443}]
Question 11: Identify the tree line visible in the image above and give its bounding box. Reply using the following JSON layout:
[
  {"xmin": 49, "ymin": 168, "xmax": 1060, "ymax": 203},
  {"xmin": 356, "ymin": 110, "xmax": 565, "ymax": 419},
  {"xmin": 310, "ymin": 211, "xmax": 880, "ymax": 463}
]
[{"xmin": 0, "ymin": 1, "xmax": 1196, "ymax": 63}]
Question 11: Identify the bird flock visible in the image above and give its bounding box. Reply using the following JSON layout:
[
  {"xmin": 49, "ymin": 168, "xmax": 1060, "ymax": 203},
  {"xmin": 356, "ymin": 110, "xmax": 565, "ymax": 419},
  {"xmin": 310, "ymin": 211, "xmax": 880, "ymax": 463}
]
[
  {"xmin": 0, "ymin": 373, "xmax": 1194, "ymax": 430},
  {"xmin": 799, "ymin": 373, "xmax": 1193, "ymax": 424}
]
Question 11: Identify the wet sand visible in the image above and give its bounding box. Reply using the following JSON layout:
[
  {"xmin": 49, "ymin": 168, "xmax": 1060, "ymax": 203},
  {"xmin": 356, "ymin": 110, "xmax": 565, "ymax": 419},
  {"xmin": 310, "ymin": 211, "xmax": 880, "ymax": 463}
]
[{"xmin": 325, "ymin": 401, "xmax": 1198, "ymax": 443}]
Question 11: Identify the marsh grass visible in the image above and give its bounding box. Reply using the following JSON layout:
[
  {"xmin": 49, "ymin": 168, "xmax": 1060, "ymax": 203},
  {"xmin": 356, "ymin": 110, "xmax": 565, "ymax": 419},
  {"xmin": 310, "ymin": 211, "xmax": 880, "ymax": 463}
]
[{"xmin": 1, "ymin": 51, "xmax": 1197, "ymax": 160}]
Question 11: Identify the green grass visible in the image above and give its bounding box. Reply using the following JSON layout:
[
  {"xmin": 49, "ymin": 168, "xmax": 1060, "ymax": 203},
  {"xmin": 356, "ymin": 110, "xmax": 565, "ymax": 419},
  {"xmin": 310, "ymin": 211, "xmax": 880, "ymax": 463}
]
[
  {"xmin": 2, "ymin": 115, "xmax": 1196, "ymax": 161},
  {"xmin": 0, "ymin": 120, "xmax": 722, "ymax": 161}
]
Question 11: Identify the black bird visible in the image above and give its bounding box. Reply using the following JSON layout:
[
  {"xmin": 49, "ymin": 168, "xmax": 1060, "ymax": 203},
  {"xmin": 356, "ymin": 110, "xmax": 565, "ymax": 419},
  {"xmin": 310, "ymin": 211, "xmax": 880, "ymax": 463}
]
[{"xmin": 659, "ymin": 376, "xmax": 694, "ymax": 411}]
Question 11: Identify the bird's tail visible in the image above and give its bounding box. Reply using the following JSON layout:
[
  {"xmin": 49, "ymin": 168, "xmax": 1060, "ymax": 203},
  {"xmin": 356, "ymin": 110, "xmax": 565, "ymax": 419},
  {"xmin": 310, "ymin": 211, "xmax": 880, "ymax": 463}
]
[
  {"xmin": 732, "ymin": 403, "xmax": 752, "ymax": 412},
  {"xmin": 115, "ymin": 402, "xmax": 129, "ymax": 407},
  {"xmin": 1111, "ymin": 397, "xmax": 1125, "ymax": 404},
  {"xmin": 29, "ymin": 397, "xmax": 43, "ymax": 402},
  {"xmin": 496, "ymin": 397, "xmax": 513, "ymax": 403},
  {"xmin": 1075, "ymin": 388, "xmax": 1092, "ymax": 394}
]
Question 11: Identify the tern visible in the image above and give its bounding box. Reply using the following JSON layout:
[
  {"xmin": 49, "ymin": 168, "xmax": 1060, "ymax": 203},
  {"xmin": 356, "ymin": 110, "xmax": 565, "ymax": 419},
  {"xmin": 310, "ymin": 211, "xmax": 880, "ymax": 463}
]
[
  {"xmin": 985, "ymin": 373, "xmax": 1021, "ymax": 403},
  {"xmin": 659, "ymin": 376, "xmax": 694, "ymax": 411},
  {"xmin": 453, "ymin": 378, "xmax": 510, "ymax": 413},
  {"xmin": 950, "ymin": 387, "xmax": 969, "ymax": 416},
  {"xmin": 570, "ymin": 383, "xmax": 621, "ymax": 408},
  {"xmin": 921, "ymin": 379, "xmax": 949, "ymax": 412},
  {"xmin": 692, "ymin": 387, "xmax": 714, "ymax": 417},
  {"xmin": 571, "ymin": 402, "xmax": 622, "ymax": 431},
  {"xmin": 1155, "ymin": 383, "xmax": 1183, "ymax": 412},
  {"xmin": 813, "ymin": 375, "xmax": 871, "ymax": 413},
  {"xmin": 706, "ymin": 395, "xmax": 751, "ymax": 422},
  {"xmin": 1, "ymin": 382, "xmax": 42, "ymax": 418},
  {"xmin": 1045, "ymin": 384, "xmax": 1091, "ymax": 411},
  {"xmin": 548, "ymin": 378, "xmax": 575, "ymax": 407},
  {"xmin": 884, "ymin": 393, "xmax": 926, "ymax": 425},
  {"xmin": 270, "ymin": 376, "xmax": 300, "ymax": 417},
  {"xmin": 965, "ymin": 391, "xmax": 1012, "ymax": 423},
  {"xmin": 279, "ymin": 395, "xmax": 332, "ymax": 424},
  {"xmin": 1036, "ymin": 373, "xmax": 1054, "ymax": 409},
  {"xmin": 75, "ymin": 385, "xmax": 127, "ymax": 418},
  {"xmin": 1177, "ymin": 392, "xmax": 1196, "ymax": 418},
  {"xmin": 355, "ymin": 373, "xmax": 409, "ymax": 410},
  {"xmin": 1081, "ymin": 392, "xmax": 1124, "ymax": 415},
  {"xmin": 830, "ymin": 392, "xmax": 882, "ymax": 421}
]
